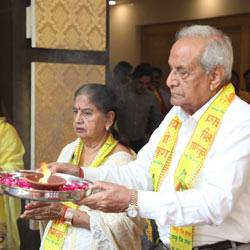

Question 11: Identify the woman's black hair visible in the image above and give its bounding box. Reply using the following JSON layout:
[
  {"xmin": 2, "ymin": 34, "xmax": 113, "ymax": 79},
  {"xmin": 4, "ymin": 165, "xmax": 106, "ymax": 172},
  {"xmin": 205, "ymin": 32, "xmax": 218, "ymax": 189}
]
[{"xmin": 74, "ymin": 84, "xmax": 127, "ymax": 145}]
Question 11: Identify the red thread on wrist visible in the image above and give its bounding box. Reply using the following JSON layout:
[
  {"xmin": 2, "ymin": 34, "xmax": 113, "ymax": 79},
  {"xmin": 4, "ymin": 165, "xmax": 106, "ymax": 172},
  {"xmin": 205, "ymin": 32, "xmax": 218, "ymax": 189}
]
[
  {"xmin": 61, "ymin": 207, "xmax": 68, "ymax": 222},
  {"xmin": 79, "ymin": 166, "xmax": 83, "ymax": 178}
]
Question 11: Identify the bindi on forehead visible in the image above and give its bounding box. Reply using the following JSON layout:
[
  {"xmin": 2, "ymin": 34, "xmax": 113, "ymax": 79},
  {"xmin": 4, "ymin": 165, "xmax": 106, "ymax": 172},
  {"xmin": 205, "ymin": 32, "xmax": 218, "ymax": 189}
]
[{"xmin": 78, "ymin": 106, "xmax": 81, "ymax": 111}]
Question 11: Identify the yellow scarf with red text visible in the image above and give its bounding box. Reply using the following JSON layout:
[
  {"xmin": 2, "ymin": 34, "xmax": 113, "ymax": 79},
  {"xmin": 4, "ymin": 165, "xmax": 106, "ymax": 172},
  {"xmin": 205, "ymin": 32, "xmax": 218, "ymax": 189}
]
[
  {"xmin": 43, "ymin": 133, "xmax": 118, "ymax": 250},
  {"xmin": 150, "ymin": 84, "xmax": 235, "ymax": 250}
]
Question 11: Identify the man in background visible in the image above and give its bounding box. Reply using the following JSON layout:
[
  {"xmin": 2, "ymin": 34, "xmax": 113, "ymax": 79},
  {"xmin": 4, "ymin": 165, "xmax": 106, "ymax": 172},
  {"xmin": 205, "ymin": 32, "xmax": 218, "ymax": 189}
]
[
  {"xmin": 108, "ymin": 61, "xmax": 133, "ymax": 110},
  {"xmin": 231, "ymin": 69, "xmax": 250, "ymax": 104},
  {"xmin": 230, "ymin": 69, "xmax": 240, "ymax": 93},
  {"xmin": 238, "ymin": 69, "xmax": 250, "ymax": 103},
  {"xmin": 116, "ymin": 63, "xmax": 161, "ymax": 152},
  {"xmin": 243, "ymin": 69, "xmax": 250, "ymax": 92},
  {"xmin": 149, "ymin": 67, "xmax": 172, "ymax": 119}
]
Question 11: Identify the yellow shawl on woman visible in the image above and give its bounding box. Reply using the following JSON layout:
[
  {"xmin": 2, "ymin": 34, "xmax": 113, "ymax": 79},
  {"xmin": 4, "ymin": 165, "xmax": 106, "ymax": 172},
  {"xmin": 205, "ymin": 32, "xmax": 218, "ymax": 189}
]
[
  {"xmin": 40, "ymin": 135, "xmax": 144, "ymax": 250},
  {"xmin": 0, "ymin": 118, "xmax": 25, "ymax": 250}
]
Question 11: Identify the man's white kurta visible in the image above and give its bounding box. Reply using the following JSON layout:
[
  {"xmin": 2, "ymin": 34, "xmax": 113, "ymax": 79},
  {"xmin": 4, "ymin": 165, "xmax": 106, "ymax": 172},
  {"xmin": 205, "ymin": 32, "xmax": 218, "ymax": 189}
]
[{"xmin": 84, "ymin": 93, "xmax": 250, "ymax": 247}]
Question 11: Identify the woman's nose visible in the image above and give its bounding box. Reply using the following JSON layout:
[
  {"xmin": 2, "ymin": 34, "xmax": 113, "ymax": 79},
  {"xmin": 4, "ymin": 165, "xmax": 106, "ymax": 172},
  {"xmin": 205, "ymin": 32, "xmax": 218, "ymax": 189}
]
[{"xmin": 75, "ymin": 112, "xmax": 83, "ymax": 123}]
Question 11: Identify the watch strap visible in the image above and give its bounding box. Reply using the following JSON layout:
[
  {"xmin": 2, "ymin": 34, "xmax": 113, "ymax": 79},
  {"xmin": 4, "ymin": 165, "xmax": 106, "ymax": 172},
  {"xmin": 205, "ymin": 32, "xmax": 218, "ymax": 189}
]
[
  {"xmin": 126, "ymin": 190, "xmax": 138, "ymax": 218},
  {"xmin": 130, "ymin": 190, "xmax": 138, "ymax": 207},
  {"xmin": 64, "ymin": 208, "xmax": 75, "ymax": 226}
]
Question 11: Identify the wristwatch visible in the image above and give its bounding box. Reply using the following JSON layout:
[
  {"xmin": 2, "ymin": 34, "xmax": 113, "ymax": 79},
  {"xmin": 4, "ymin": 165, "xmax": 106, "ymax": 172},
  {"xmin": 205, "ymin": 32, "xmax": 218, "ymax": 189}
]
[
  {"xmin": 64, "ymin": 208, "xmax": 75, "ymax": 226},
  {"xmin": 126, "ymin": 190, "xmax": 138, "ymax": 218}
]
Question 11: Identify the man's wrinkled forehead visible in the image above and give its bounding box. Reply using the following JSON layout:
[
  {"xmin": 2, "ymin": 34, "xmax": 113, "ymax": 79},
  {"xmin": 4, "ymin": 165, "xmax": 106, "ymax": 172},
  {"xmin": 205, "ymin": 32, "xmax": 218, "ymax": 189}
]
[{"xmin": 168, "ymin": 37, "xmax": 206, "ymax": 64}]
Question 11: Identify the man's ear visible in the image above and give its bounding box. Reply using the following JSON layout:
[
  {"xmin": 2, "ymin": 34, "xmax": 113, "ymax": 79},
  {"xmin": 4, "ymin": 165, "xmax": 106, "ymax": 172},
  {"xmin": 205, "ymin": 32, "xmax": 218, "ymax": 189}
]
[{"xmin": 209, "ymin": 66, "xmax": 225, "ymax": 91}]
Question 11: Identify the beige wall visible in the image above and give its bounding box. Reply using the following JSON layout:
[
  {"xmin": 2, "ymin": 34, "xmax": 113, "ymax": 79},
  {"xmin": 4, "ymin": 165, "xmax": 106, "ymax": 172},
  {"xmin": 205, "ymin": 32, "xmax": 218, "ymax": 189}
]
[{"xmin": 109, "ymin": 0, "xmax": 250, "ymax": 70}]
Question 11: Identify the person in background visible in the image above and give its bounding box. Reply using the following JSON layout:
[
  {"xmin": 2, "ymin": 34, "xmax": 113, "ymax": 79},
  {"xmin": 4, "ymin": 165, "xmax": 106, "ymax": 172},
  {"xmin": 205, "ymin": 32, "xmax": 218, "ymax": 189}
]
[
  {"xmin": 0, "ymin": 94, "xmax": 25, "ymax": 250},
  {"xmin": 231, "ymin": 69, "xmax": 250, "ymax": 104},
  {"xmin": 109, "ymin": 61, "xmax": 133, "ymax": 86},
  {"xmin": 149, "ymin": 67, "xmax": 172, "ymax": 119},
  {"xmin": 243, "ymin": 69, "xmax": 250, "ymax": 92},
  {"xmin": 46, "ymin": 25, "xmax": 250, "ymax": 250},
  {"xmin": 237, "ymin": 69, "xmax": 250, "ymax": 104},
  {"xmin": 108, "ymin": 61, "xmax": 133, "ymax": 111},
  {"xmin": 116, "ymin": 63, "xmax": 162, "ymax": 153},
  {"xmin": 21, "ymin": 84, "xmax": 145, "ymax": 250},
  {"xmin": 230, "ymin": 69, "xmax": 240, "ymax": 93},
  {"xmin": 108, "ymin": 61, "xmax": 133, "ymax": 146}
]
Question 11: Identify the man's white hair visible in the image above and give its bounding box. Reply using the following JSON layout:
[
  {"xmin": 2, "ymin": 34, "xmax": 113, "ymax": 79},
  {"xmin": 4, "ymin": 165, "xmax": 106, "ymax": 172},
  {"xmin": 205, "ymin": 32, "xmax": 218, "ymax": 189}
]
[{"xmin": 176, "ymin": 25, "xmax": 233, "ymax": 85}]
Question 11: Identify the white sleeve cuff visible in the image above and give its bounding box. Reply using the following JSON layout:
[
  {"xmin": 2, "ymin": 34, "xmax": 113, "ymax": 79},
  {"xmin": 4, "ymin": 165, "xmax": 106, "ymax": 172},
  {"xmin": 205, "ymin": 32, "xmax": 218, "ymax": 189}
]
[
  {"xmin": 83, "ymin": 167, "xmax": 102, "ymax": 183},
  {"xmin": 137, "ymin": 190, "xmax": 163, "ymax": 220}
]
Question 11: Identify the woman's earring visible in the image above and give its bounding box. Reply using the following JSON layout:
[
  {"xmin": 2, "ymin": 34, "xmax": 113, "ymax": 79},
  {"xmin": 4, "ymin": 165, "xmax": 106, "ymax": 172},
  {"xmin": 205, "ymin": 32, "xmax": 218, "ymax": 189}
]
[{"xmin": 105, "ymin": 125, "xmax": 109, "ymax": 131}]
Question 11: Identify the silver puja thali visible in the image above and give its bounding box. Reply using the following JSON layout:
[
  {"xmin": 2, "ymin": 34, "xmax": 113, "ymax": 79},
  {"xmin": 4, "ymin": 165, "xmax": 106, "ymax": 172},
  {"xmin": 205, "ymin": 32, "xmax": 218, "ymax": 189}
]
[{"xmin": 0, "ymin": 170, "xmax": 93, "ymax": 202}]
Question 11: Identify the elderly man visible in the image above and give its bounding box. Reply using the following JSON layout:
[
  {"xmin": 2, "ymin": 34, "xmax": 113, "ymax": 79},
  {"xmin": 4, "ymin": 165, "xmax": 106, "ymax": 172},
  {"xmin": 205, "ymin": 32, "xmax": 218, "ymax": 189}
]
[{"xmin": 47, "ymin": 25, "xmax": 250, "ymax": 250}]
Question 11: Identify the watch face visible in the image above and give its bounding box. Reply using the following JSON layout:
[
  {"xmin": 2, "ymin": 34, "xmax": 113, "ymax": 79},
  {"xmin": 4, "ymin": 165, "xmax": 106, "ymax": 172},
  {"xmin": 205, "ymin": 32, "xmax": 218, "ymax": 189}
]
[{"xmin": 127, "ymin": 208, "xmax": 138, "ymax": 218}]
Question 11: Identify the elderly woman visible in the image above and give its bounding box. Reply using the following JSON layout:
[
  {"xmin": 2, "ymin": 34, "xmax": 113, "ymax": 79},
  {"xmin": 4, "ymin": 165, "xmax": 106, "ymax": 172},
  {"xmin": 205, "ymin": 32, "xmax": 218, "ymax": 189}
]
[
  {"xmin": 0, "ymin": 95, "xmax": 25, "ymax": 250},
  {"xmin": 21, "ymin": 84, "xmax": 145, "ymax": 250}
]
